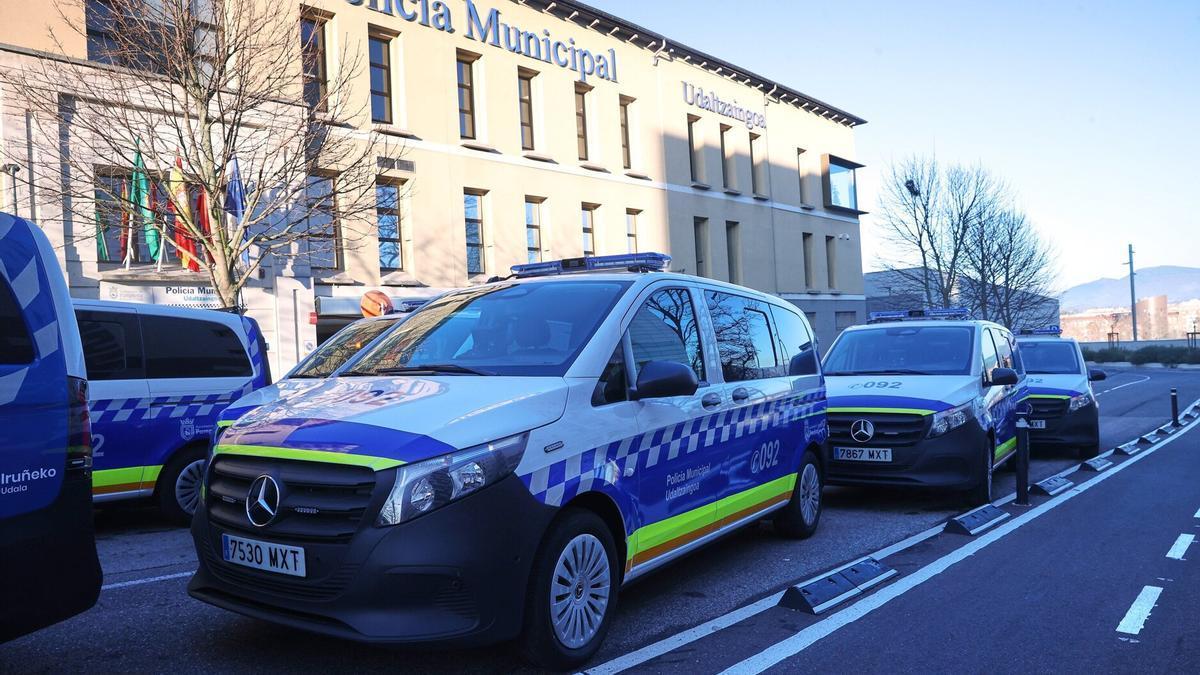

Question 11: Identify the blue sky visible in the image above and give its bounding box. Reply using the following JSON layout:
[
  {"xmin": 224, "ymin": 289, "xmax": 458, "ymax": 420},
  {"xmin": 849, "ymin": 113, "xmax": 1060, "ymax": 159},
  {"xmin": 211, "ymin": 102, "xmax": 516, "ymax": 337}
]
[{"xmin": 594, "ymin": 0, "xmax": 1200, "ymax": 289}]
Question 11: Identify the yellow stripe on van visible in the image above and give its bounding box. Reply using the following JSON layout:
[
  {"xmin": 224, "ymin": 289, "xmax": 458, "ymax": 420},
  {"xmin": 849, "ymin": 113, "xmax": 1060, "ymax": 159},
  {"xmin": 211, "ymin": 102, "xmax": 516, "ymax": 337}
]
[
  {"xmin": 827, "ymin": 406, "xmax": 938, "ymax": 416},
  {"xmin": 213, "ymin": 444, "xmax": 404, "ymax": 471}
]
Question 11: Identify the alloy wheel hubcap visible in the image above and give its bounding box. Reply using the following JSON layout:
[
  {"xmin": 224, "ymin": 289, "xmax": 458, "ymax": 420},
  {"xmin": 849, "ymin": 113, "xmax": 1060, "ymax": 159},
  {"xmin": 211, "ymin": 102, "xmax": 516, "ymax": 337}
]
[
  {"xmin": 800, "ymin": 463, "xmax": 821, "ymax": 525},
  {"xmin": 550, "ymin": 533, "xmax": 610, "ymax": 649},
  {"xmin": 176, "ymin": 459, "xmax": 206, "ymax": 516}
]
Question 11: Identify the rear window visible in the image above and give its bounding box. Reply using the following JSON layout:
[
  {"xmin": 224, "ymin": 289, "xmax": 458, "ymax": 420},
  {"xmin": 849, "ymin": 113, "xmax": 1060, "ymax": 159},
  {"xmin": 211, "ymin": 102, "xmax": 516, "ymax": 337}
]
[
  {"xmin": 141, "ymin": 314, "xmax": 252, "ymax": 379},
  {"xmin": 1020, "ymin": 341, "xmax": 1081, "ymax": 375},
  {"xmin": 824, "ymin": 325, "xmax": 976, "ymax": 376},
  {"xmin": 0, "ymin": 276, "xmax": 34, "ymax": 364}
]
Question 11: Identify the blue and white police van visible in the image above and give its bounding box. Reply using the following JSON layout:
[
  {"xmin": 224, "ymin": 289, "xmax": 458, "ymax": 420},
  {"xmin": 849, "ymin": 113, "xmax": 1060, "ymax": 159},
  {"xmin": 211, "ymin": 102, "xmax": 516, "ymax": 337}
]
[
  {"xmin": 821, "ymin": 309, "xmax": 1026, "ymax": 505},
  {"xmin": 1016, "ymin": 326, "xmax": 1105, "ymax": 458},
  {"xmin": 188, "ymin": 253, "xmax": 828, "ymax": 668},
  {"xmin": 215, "ymin": 308, "xmax": 424, "ymax": 441},
  {"xmin": 1, "ymin": 212, "xmax": 101, "ymax": 641},
  {"xmin": 74, "ymin": 299, "xmax": 269, "ymax": 523}
]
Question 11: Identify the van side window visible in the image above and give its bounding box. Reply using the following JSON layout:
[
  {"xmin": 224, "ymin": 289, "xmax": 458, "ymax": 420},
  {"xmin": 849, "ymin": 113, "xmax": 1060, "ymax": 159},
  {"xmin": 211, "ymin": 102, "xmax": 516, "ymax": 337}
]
[
  {"xmin": 593, "ymin": 343, "xmax": 628, "ymax": 406},
  {"xmin": 141, "ymin": 315, "xmax": 252, "ymax": 379},
  {"xmin": 0, "ymin": 276, "xmax": 34, "ymax": 364},
  {"xmin": 980, "ymin": 328, "xmax": 999, "ymax": 378},
  {"xmin": 628, "ymin": 288, "xmax": 705, "ymax": 381},
  {"xmin": 76, "ymin": 310, "xmax": 144, "ymax": 380},
  {"xmin": 769, "ymin": 304, "xmax": 819, "ymax": 376},
  {"xmin": 991, "ymin": 328, "xmax": 1014, "ymax": 370},
  {"xmin": 705, "ymin": 291, "xmax": 784, "ymax": 382}
]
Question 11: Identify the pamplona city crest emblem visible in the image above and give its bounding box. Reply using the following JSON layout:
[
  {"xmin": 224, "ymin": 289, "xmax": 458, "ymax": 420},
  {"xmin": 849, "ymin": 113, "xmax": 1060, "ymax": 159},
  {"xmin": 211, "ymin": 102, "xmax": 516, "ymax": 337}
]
[{"xmin": 180, "ymin": 418, "xmax": 195, "ymax": 441}]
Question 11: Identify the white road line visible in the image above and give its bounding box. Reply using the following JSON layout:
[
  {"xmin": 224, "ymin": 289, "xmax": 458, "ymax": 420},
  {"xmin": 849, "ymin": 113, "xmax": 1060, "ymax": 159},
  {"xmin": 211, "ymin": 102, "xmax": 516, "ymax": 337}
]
[
  {"xmin": 1095, "ymin": 374, "xmax": 1151, "ymax": 397},
  {"xmin": 1166, "ymin": 534, "xmax": 1195, "ymax": 560},
  {"xmin": 1116, "ymin": 586, "xmax": 1163, "ymax": 635},
  {"xmin": 101, "ymin": 571, "xmax": 193, "ymax": 591},
  {"xmin": 1194, "ymin": 506, "xmax": 1200, "ymax": 519},
  {"xmin": 714, "ymin": 409, "xmax": 1200, "ymax": 675}
]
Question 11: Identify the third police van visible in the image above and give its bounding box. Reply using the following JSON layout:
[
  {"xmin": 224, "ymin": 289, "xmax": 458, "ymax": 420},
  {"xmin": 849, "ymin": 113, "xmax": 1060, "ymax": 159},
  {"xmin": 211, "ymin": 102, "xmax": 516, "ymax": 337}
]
[
  {"xmin": 821, "ymin": 309, "xmax": 1027, "ymax": 505},
  {"xmin": 1016, "ymin": 327, "xmax": 1105, "ymax": 458},
  {"xmin": 188, "ymin": 253, "xmax": 827, "ymax": 669}
]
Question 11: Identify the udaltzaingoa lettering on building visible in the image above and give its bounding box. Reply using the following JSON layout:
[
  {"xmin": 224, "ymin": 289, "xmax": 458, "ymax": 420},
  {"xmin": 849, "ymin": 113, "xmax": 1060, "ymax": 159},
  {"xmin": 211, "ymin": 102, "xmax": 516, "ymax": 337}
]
[{"xmin": 0, "ymin": 0, "xmax": 868, "ymax": 373}]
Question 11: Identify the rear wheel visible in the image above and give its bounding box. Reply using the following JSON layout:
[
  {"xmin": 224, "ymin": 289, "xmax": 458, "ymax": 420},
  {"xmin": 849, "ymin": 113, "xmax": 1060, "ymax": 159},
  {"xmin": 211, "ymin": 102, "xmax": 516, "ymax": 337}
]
[
  {"xmin": 519, "ymin": 509, "xmax": 618, "ymax": 670},
  {"xmin": 157, "ymin": 446, "xmax": 207, "ymax": 525},
  {"xmin": 774, "ymin": 450, "xmax": 822, "ymax": 539},
  {"xmin": 966, "ymin": 437, "xmax": 994, "ymax": 506}
]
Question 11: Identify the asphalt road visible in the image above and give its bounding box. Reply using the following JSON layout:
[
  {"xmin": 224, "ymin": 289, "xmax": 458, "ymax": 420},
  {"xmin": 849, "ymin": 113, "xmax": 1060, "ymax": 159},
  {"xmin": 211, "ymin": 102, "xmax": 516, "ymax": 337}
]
[{"xmin": 3, "ymin": 366, "xmax": 1198, "ymax": 673}]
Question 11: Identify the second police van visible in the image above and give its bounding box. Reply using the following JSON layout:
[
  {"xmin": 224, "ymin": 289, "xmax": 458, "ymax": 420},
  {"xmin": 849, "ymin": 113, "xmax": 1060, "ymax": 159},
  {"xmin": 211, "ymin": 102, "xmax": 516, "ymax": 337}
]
[
  {"xmin": 821, "ymin": 309, "xmax": 1026, "ymax": 505},
  {"xmin": 188, "ymin": 253, "xmax": 828, "ymax": 669},
  {"xmin": 74, "ymin": 300, "xmax": 269, "ymax": 522},
  {"xmin": 1016, "ymin": 327, "xmax": 1105, "ymax": 458}
]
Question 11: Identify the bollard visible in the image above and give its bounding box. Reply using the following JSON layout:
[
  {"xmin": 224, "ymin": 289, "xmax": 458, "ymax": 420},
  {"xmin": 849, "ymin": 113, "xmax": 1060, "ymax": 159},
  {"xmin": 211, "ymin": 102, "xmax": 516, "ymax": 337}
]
[
  {"xmin": 1171, "ymin": 388, "xmax": 1180, "ymax": 428},
  {"xmin": 1014, "ymin": 404, "xmax": 1031, "ymax": 506}
]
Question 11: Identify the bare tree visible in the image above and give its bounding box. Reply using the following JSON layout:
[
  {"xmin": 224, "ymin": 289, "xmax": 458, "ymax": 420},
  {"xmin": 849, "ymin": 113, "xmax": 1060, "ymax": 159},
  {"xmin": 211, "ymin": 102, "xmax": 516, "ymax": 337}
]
[
  {"xmin": 1, "ymin": 0, "xmax": 397, "ymax": 308},
  {"xmin": 981, "ymin": 210, "xmax": 1059, "ymax": 329}
]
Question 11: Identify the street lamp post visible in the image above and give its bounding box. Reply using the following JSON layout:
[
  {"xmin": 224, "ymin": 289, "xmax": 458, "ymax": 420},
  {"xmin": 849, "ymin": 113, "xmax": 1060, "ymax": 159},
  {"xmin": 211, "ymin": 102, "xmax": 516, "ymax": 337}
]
[{"xmin": 1, "ymin": 163, "xmax": 20, "ymax": 217}]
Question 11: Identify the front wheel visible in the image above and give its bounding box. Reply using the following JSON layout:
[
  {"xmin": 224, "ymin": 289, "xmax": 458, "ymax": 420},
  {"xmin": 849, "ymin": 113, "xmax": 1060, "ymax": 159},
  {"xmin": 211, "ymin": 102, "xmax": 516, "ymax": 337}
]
[
  {"xmin": 966, "ymin": 438, "xmax": 994, "ymax": 506},
  {"xmin": 157, "ymin": 447, "xmax": 207, "ymax": 525},
  {"xmin": 774, "ymin": 450, "xmax": 822, "ymax": 539},
  {"xmin": 519, "ymin": 509, "xmax": 619, "ymax": 670},
  {"xmin": 1079, "ymin": 437, "xmax": 1101, "ymax": 459}
]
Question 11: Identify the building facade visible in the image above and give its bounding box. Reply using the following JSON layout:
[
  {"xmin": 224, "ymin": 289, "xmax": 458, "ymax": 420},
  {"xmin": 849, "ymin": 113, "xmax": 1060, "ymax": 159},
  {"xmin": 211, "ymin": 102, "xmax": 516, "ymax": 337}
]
[{"xmin": 0, "ymin": 0, "xmax": 867, "ymax": 373}]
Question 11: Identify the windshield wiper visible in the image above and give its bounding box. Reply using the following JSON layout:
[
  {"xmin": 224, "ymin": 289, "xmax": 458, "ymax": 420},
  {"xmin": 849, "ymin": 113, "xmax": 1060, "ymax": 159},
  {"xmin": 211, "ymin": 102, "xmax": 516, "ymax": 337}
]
[
  {"xmin": 827, "ymin": 369, "xmax": 932, "ymax": 376},
  {"xmin": 372, "ymin": 364, "xmax": 495, "ymax": 376}
]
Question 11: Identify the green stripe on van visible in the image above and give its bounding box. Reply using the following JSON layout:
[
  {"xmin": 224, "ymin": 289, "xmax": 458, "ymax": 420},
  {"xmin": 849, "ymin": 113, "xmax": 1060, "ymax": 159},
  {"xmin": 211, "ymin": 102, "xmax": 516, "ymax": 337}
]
[{"xmin": 213, "ymin": 444, "xmax": 404, "ymax": 471}]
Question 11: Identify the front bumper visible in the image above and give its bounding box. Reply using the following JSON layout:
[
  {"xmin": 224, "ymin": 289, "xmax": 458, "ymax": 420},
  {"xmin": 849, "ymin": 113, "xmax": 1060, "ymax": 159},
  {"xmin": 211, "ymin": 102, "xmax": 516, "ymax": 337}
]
[
  {"xmin": 1029, "ymin": 403, "xmax": 1099, "ymax": 447},
  {"xmin": 188, "ymin": 473, "xmax": 556, "ymax": 646},
  {"xmin": 824, "ymin": 419, "xmax": 988, "ymax": 490}
]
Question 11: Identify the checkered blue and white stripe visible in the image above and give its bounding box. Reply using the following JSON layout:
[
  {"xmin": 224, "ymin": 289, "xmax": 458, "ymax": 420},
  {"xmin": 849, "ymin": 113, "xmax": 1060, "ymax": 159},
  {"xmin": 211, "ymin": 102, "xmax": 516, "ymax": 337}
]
[
  {"xmin": 520, "ymin": 388, "xmax": 828, "ymax": 508},
  {"xmin": 89, "ymin": 384, "xmax": 255, "ymax": 425},
  {"xmin": 0, "ymin": 214, "xmax": 63, "ymax": 407}
]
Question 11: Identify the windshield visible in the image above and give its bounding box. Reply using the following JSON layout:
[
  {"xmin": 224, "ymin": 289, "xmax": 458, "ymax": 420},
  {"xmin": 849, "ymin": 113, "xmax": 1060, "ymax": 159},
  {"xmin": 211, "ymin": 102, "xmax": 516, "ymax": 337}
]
[
  {"xmin": 347, "ymin": 280, "xmax": 631, "ymax": 377},
  {"xmin": 824, "ymin": 325, "xmax": 976, "ymax": 376},
  {"xmin": 289, "ymin": 317, "xmax": 399, "ymax": 379},
  {"xmin": 1019, "ymin": 341, "xmax": 1081, "ymax": 375}
]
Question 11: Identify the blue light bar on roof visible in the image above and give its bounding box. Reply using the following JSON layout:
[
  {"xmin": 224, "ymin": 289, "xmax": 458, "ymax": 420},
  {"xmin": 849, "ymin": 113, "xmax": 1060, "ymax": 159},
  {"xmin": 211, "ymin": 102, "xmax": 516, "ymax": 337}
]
[
  {"xmin": 511, "ymin": 252, "xmax": 672, "ymax": 278},
  {"xmin": 1020, "ymin": 325, "xmax": 1062, "ymax": 336},
  {"xmin": 867, "ymin": 307, "xmax": 971, "ymax": 323}
]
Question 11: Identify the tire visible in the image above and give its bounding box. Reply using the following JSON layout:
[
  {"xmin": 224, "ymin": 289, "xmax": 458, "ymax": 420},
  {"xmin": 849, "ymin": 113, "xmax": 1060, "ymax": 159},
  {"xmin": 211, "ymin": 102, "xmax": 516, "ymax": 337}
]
[
  {"xmin": 157, "ymin": 446, "xmax": 207, "ymax": 526},
  {"xmin": 774, "ymin": 450, "xmax": 822, "ymax": 539},
  {"xmin": 1079, "ymin": 437, "xmax": 1101, "ymax": 460},
  {"xmin": 966, "ymin": 437, "xmax": 995, "ymax": 506},
  {"xmin": 519, "ymin": 509, "xmax": 619, "ymax": 670}
]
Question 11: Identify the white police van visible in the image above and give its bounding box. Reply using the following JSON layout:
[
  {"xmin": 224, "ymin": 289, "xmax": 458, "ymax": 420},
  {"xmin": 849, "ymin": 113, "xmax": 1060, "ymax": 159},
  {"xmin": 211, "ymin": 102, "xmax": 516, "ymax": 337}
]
[
  {"xmin": 188, "ymin": 253, "xmax": 828, "ymax": 668},
  {"xmin": 821, "ymin": 309, "xmax": 1026, "ymax": 505},
  {"xmin": 74, "ymin": 299, "xmax": 269, "ymax": 523},
  {"xmin": 1, "ymin": 212, "xmax": 101, "ymax": 640},
  {"xmin": 1016, "ymin": 327, "xmax": 1105, "ymax": 458}
]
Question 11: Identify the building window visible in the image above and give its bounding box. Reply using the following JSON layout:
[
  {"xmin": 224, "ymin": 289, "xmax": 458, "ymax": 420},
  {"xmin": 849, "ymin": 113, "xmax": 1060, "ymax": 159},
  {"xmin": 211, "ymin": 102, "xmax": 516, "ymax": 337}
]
[
  {"xmin": 749, "ymin": 132, "xmax": 765, "ymax": 196},
  {"xmin": 719, "ymin": 124, "xmax": 734, "ymax": 189},
  {"xmin": 518, "ymin": 69, "xmax": 536, "ymax": 151},
  {"xmin": 726, "ymin": 221, "xmax": 741, "ymax": 284},
  {"xmin": 836, "ymin": 311, "xmax": 857, "ymax": 332},
  {"xmin": 85, "ymin": 0, "xmax": 174, "ymax": 73},
  {"xmin": 575, "ymin": 83, "xmax": 590, "ymax": 161},
  {"xmin": 619, "ymin": 96, "xmax": 634, "ymax": 170},
  {"xmin": 581, "ymin": 204, "xmax": 597, "ymax": 256},
  {"xmin": 376, "ymin": 182, "xmax": 402, "ymax": 271},
  {"xmin": 826, "ymin": 235, "xmax": 838, "ymax": 289},
  {"xmin": 464, "ymin": 191, "xmax": 485, "ymax": 275},
  {"xmin": 796, "ymin": 148, "xmax": 808, "ymax": 204},
  {"xmin": 525, "ymin": 198, "xmax": 543, "ymax": 263},
  {"xmin": 300, "ymin": 14, "xmax": 328, "ymax": 111},
  {"xmin": 694, "ymin": 217, "xmax": 709, "ymax": 277},
  {"xmin": 824, "ymin": 155, "xmax": 862, "ymax": 211},
  {"xmin": 457, "ymin": 53, "xmax": 478, "ymax": 139},
  {"xmin": 304, "ymin": 175, "xmax": 340, "ymax": 270},
  {"xmin": 802, "ymin": 232, "xmax": 814, "ymax": 289},
  {"xmin": 368, "ymin": 35, "xmax": 393, "ymax": 124},
  {"xmin": 687, "ymin": 114, "xmax": 703, "ymax": 183},
  {"xmin": 625, "ymin": 209, "xmax": 639, "ymax": 253}
]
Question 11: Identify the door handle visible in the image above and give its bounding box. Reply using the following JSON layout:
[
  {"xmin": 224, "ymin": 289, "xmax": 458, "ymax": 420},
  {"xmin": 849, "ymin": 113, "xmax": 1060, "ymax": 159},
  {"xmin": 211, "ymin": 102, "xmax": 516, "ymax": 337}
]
[
  {"xmin": 701, "ymin": 392, "xmax": 722, "ymax": 408},
  {"xmin": 732, "ymin": 387, "xmax": 750, "ymax": 402}
]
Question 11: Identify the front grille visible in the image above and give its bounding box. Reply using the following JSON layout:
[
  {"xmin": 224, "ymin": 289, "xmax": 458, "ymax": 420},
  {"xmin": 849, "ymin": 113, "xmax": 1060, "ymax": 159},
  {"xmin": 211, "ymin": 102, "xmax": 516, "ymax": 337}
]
[
  {"xmin": 828, "ymin": 412, "xmax": 929, "ymax": 446},
  {"xmin": 1029, "ymin": 397, "xmax": 1068, "ymax": 419},
  {"xmin": 207, "ymin": 454, "xmax": 379, "ymax": 543}
]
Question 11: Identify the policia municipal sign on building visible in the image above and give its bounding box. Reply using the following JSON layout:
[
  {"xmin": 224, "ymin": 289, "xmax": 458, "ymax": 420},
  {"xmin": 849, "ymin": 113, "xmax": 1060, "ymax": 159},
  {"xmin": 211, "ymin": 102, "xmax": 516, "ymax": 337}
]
[{"xmin": 0, "ymin": 0, "xmax": 867, "ymax": 373}]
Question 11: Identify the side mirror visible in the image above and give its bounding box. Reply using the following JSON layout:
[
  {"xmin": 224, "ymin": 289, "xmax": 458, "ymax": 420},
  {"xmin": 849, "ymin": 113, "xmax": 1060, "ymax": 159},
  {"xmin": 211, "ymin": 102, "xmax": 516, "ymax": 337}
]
[
  {"xmin": 988, "ymin": 367, "xmax": 1019, "ymax": 387},
  {"xmin": 633, "ymin": 360, "xmax": 699, "ymax": 400},
  {"xmin": 788, "ymin": 348, "xmax": 819, "ymax": 376},
  {"xmin": 1088, "ymin": 368, "xmax": 1107, "ymax": 382}
]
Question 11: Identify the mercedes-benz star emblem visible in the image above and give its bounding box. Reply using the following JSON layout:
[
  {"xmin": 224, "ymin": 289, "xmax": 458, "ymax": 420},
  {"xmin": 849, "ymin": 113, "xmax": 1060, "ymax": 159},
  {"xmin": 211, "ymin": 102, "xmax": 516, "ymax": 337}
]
[
  {"xmin": 246, "ymin": 474, "xmax": 281, "ymax": 527},
  {"xmin": 850, "ymin": 419, "xmax": 875, "ymax": 443}
]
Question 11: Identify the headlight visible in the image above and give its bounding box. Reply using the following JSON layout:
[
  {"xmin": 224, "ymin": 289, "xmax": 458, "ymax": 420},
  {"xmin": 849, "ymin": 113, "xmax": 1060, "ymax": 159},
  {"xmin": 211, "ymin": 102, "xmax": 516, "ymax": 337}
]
[
  {"xmin": 377, "ymin": 432, "xmax": 529, "ymax": 526},
  {"xmin": 1069, "ymin": 392, "xmax": 1093, "ymax": 412},
  {"xmin": 929, "ymin": 402, "xmax": 973, "ymax": 438}
]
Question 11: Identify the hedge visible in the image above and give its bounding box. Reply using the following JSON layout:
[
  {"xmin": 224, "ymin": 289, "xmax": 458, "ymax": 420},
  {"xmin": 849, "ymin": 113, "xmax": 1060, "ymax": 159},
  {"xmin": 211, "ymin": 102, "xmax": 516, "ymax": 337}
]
[{"xmin": 1082, "ymin": 346, "xmax": 1200, "ymax": 366}]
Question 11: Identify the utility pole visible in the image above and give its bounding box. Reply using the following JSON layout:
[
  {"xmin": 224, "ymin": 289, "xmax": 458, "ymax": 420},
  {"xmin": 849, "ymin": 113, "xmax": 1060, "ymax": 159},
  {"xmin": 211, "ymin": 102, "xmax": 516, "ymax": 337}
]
[{"xmin": 1127, "ymin": 244, "xmax": 1138, "ymax": 342}]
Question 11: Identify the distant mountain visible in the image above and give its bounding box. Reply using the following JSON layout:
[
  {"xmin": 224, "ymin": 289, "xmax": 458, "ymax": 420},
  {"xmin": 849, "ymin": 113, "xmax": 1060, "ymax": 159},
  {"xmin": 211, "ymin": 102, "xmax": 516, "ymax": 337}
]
[{"xmin": 1061, "ymin": 266, "xmax": 1200, "ymax": 312}]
